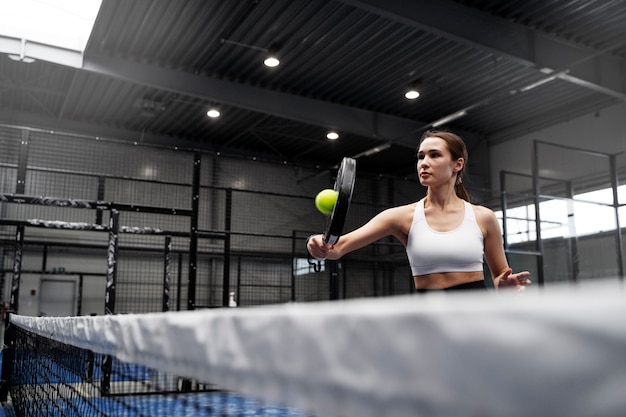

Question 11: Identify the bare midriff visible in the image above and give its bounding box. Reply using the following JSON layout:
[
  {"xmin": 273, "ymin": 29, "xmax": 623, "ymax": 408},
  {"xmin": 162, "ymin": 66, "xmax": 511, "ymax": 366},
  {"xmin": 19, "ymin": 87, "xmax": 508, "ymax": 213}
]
[{"xmin": 413, "ymin": 271, "xmax": 484, "ymax": 290}]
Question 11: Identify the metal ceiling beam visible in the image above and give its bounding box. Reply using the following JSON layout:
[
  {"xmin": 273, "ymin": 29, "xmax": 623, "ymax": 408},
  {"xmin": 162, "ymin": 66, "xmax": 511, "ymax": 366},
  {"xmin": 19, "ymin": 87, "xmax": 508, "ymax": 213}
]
[
  {"xmin": 342, "ymin": 0, "xmax": 626, "ymax": 99},
  {"xmin": 82, "ymin": 53, "xmax": 424, "ymax": 149},
  {"xmin": 0, "ymin": 110, "xmax": 200, "ymax": 149}
]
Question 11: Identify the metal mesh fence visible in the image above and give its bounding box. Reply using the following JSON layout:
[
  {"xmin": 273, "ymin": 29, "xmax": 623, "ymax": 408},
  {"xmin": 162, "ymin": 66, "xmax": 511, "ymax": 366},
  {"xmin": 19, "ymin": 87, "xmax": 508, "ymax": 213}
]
[{"xmin": 1, "ymin": 125, "xmax": 415, "ymax": 317}]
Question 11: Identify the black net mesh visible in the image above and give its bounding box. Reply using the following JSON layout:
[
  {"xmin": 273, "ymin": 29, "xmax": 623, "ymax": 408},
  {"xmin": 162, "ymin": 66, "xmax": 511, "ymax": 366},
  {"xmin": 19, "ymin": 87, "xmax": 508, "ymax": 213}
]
[{"xmin": 8, "ymin": 325, "xmax": 315, "ymax": 417}]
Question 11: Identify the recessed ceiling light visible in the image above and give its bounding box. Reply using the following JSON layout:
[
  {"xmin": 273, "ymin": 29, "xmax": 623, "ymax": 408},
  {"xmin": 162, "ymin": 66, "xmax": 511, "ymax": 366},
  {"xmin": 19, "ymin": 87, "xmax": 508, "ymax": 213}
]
[
  {"xmin": 263, "ymin": 55, "xmax": 280, "ymax": 68},
  {"xmin": 207, "ymin": 108, "xmax": 221, "ymax": 118},
  {"xmin": 326, "ymin": 131, "xmax": 339, "ymax": 140},
  {"xmin": 404, "ymin": 89, "xmax": 420, "ymax": 100}
]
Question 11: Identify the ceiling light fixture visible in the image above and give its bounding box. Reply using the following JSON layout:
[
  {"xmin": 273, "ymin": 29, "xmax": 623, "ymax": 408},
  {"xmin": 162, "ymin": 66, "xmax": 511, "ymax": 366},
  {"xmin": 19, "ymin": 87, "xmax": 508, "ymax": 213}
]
[
  {"xmin": 263, "ymin": 44, "xmax": 281, "ymax": 68},
  {"xmin": 431, "ymin": 110, "xmax": 467, "ymax": 127},
  {"xmin": 206, "ymin": 108, "xmax": 221, "ymax": 118},
  {"xmin": 263, "ymin": 54, "xmax": 280, "ymax": 68},
  {"xmin": 326, "ymin": 131, "xmax": 340, "ymax": 140},
  {"xmin": 404, "ymin": 88, "xmax": 420, "ymax": 100},
  {"xmin": 404, "ymin": 78, "xmax": 422, "ymax": 100}
]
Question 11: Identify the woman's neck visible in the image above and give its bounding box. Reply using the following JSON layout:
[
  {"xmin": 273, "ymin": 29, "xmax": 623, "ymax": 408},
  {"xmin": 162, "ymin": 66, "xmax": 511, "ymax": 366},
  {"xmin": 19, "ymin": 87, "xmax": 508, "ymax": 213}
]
[{"xmin": 425, "ymin": 186, "xmax": 460, "ymax": 209}]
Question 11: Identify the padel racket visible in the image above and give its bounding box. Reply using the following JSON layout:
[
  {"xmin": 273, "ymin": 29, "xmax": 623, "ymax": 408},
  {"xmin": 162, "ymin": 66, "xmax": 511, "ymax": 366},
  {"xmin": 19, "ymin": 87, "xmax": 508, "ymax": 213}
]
[
  {"xmin": 323, "ymin": 157, "xmax": 356, "ymax": 245},
  {"xmin": 308, "ymin": 157, "xmax": 356, "ymax": 272}
]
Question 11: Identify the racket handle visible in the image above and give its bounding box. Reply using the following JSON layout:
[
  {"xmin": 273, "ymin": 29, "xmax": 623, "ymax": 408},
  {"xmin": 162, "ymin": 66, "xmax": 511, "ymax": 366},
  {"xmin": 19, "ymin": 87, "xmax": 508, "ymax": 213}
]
[{"xmin": 306, "ymin": 234, "xmax": 321, "ymax": 272}]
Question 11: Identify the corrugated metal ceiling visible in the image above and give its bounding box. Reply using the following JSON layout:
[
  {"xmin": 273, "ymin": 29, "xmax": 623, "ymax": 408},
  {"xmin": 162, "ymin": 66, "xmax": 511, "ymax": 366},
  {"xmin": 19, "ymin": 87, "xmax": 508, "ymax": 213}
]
[{"xmin": 1, "ymin": 0, "xmax": 625, "ymax": 177}]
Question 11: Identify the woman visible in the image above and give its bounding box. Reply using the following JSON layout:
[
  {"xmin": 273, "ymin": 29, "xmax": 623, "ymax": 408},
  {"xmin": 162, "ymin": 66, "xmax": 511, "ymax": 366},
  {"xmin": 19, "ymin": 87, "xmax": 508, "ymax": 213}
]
[{"xmin": 307, "ymin": 130, "xmax": 531, "ymax": 291}]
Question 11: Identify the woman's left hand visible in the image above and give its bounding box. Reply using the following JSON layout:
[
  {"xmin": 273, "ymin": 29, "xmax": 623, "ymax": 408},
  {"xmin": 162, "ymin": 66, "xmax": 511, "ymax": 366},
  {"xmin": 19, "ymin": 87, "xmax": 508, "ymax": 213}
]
[{"xmin": 497, "ymin": 268, "xmax": 531, "ymax": 291}]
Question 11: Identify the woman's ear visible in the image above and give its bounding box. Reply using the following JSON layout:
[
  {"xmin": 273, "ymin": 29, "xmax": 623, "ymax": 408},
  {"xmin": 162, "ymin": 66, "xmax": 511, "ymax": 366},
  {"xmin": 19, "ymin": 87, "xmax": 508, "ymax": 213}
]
[{"xmin": 454, "ymin": 157, "xmax": 464, "ymax": 173}]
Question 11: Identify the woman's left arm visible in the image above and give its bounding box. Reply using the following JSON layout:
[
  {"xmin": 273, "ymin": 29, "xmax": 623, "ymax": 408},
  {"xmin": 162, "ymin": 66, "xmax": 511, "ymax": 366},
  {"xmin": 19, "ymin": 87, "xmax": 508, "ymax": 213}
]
[{"xmin": 477, "ymin": 206, "xmax": 531, "ymax": 290}]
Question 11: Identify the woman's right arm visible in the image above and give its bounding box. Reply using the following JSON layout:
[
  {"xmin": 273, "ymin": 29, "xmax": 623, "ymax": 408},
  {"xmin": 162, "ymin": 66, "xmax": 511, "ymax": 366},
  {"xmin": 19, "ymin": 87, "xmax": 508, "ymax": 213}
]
[{"xmin": 307, "ymin": 204, "xmax": 412, "ymax": 260}]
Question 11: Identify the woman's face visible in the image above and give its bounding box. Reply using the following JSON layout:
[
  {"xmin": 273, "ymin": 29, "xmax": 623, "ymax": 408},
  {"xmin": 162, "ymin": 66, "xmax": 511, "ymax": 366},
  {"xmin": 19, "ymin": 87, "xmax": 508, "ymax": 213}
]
[{"xmin": 416, "ymin": 137, "xmax": 462, "ymax": 187}]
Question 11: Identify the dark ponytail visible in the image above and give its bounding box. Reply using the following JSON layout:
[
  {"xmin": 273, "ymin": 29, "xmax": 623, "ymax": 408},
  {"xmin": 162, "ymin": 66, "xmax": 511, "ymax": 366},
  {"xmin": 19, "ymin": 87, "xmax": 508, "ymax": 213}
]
[{"xmin": 454, "ymin": 174, "xmax": 471, "ymax": 202}]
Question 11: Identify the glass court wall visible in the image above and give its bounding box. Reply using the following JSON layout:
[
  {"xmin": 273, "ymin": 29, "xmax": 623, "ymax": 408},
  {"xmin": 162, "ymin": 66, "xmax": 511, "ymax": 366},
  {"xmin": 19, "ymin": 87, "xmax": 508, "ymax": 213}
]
[{"xmin": 499, "ymin": 140, "xmax": 625, "ymax": 286}]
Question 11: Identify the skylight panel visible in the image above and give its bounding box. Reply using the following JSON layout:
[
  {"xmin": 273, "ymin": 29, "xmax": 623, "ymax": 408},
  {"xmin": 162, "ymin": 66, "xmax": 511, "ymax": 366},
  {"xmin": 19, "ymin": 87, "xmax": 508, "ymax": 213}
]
[{"xmin": 0, "ymin": 0, "xmax": 102, "ymax": 66}]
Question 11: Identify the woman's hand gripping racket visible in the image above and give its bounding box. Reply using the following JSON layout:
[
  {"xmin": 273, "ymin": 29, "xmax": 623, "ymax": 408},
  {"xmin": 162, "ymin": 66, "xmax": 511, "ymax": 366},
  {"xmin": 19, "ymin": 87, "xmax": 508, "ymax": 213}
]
[{"xmin": 308, "ymin": 157, "xmax": 356, "ymax": 271}]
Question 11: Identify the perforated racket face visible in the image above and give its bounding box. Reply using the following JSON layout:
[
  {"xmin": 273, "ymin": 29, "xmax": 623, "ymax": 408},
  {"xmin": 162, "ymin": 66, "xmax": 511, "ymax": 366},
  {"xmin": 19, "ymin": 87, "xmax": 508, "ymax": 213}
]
[{"xmin": 323, "ymin": 157, "xmax": 356, "ymax": 245}]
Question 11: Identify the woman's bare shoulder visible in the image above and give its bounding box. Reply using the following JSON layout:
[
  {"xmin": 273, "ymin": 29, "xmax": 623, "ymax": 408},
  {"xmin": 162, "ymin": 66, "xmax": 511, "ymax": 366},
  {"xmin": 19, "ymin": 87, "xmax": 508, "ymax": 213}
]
[
  {"xmin": 374, "ymin": 202, "xmax": 417, "ymax": 242},
  {"xmin": 365, "ymin": 202, "xmax": 417, "ymax": 232},
  {"xmin": 470, "ymin": 203, "xmax": 499, "ymax": 226},
  {"xmin": 380, "ymin": 202, "xmax": 417, "ymax": 217}
]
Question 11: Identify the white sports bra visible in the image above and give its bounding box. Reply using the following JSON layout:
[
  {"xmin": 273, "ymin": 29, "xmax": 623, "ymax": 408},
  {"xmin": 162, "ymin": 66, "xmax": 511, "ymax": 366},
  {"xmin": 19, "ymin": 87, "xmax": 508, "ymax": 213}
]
[{"xmin": 406, "ymin": 199, "xmax": 484, "ymax": 276}]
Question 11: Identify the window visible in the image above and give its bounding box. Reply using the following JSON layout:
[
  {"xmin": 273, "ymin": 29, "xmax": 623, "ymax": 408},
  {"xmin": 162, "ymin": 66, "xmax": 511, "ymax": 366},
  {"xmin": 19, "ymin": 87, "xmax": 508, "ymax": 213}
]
[
  {"xmin": 497, "ymin": 185, "xmax": 626, "ymax": 244},
  {"xmin": 0, "ymin": 0, "xmax": 102, "ymax": 66}
]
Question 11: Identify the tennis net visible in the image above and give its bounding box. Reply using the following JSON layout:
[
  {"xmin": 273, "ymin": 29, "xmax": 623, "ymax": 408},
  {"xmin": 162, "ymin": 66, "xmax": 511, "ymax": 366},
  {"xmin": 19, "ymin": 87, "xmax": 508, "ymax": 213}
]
[{"xmin": 4, "ymin": 280, "xmax": 626, "ymax": 417}]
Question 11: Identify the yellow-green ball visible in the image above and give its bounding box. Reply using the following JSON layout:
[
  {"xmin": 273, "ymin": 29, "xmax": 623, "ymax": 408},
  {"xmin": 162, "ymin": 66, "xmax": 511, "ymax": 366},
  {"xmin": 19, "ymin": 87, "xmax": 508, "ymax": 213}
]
[{"xmin": 315, "ymin": 189, "xmax": 338, "ymax": 215}]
